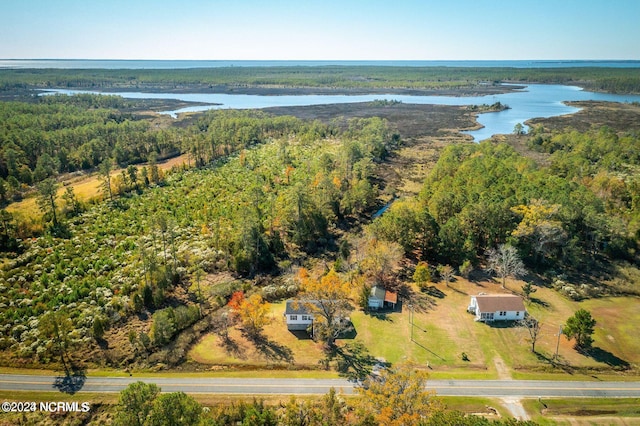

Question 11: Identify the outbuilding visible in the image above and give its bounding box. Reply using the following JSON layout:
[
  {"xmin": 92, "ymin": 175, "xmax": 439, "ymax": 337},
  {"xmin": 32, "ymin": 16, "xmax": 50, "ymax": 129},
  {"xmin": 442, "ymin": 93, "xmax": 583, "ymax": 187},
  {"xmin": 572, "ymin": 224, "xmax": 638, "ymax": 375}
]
[{"xmin": 368, "ymin": 285, "xmax": 398, "ymax": 310}]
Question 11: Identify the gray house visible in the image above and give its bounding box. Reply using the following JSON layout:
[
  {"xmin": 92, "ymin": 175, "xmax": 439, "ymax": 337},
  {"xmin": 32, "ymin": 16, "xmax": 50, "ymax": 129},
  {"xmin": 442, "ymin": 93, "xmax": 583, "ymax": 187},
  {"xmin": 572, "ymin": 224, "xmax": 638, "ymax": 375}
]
[{"xmin": 284, "ymin": 299, "xmax": 315, "ymax": 331}]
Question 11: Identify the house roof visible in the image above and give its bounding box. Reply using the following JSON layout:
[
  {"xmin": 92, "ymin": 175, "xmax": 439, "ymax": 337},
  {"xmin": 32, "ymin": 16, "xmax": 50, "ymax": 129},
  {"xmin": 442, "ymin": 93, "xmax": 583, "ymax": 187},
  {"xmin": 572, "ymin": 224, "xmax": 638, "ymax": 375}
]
[
  {"xmin": 285, "ymin": 299, "xmax": 315, "ymax": 315},
  {"xmin": 474, "ymin": 295, "xmax": 525, "ymax": 312},
  {"xmin": 370, "ymin": 285, "xmax": 386, "ymax": 301},
  {"xmin": 384, "ymin": 290, "xmax": 398, "ymax": 304}
]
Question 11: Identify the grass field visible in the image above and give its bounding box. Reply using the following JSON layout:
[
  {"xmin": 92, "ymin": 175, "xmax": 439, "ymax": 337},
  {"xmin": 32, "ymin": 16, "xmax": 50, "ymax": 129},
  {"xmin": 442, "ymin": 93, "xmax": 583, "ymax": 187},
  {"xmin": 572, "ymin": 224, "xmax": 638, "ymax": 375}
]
[
  {"xmin": 189, "ymin": 275, "xmax": 640, "ymax": 380},
  {"xmin": 522, "ymin": 397, "xmax": 640, "ymax": 425},
  {"xmin": 189, "ymin": 301, "xmax": 328, "ymax": 371},
  {"xmin": 439, "ymin": 396, "xmax": 511, "ymax": 419},
  {"xmin": 6, "ymin": 154, "xmax": 190, "ymax": 221}
]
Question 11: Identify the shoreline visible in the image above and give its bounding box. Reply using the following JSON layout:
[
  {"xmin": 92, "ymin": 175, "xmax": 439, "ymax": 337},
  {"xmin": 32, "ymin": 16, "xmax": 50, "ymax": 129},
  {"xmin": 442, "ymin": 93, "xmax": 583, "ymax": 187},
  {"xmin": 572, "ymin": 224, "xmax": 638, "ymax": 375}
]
[{"xmin": 30, "ymin": 83, "xmax": 526, "ymax": 97}]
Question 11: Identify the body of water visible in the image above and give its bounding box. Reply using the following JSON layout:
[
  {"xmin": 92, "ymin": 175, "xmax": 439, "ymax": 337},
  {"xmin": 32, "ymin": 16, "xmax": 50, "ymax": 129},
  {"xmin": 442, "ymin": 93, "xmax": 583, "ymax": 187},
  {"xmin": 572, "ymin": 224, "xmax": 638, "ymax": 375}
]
[
  {"xmin": 4, "ymin": 59, "xmax": 640, "ymax": 69},
  {"xmin": 41, "ymin": 85, "xmax": 640, "ymax": 142}
]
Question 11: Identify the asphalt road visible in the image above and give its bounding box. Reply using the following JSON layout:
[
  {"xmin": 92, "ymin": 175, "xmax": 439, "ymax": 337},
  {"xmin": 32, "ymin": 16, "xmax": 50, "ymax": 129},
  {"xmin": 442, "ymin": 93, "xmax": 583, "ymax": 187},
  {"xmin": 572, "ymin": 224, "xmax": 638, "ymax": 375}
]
[{"xmin": 1, "ymin": 374, "xmax": 640, "ymax": 398}]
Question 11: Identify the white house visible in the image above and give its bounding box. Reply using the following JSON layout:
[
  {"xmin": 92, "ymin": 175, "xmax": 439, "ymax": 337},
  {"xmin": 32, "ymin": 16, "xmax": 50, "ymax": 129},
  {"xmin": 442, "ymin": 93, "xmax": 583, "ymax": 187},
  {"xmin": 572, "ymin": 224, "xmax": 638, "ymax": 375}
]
[
  {"xmin": 467, "ymin": 294, "xmax": 526, "ymax": 322},
  {"xmin": 368, "ymin": 285, "xmax": 398, "ymax": 310},
  {"xmin": 284, "ymin": 299, "xmax": 315, "ymax": 331}
]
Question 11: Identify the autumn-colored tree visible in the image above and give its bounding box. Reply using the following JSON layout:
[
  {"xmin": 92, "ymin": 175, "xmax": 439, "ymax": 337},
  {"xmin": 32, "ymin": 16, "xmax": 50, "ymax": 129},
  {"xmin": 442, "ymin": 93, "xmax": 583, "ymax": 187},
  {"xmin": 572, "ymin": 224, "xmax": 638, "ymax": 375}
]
[
  {"xmin": 590, "ymin": 170, "xmax": 627, "ymax": 209},
  {"xmin": 285, "ymin": 164, "xmax": 295, "ymax": 185},
  {"xmin": 357, "ymin": 362, "xmax": 442, "ymax": 426},
  {"xmin": 234, "ymin": 293, "xmax": 272, "ymax": 336},
  {"xmin": 228, "ymin": 291, "xmax": 245, "ymax": 312},
  {"xmin": 360, "ymin": 236, "xmax": 403, "ymax": 287},
  {"xmin": 296, "ymin": 268, "xmax": 352, "ymax": 347},
  {"xmin": 320, "ymin": 387, "xmax": 348, "ymax": 425},
  {"xmin": 280, "ymin": 396, "xmax": 318, "ymax": 426}
]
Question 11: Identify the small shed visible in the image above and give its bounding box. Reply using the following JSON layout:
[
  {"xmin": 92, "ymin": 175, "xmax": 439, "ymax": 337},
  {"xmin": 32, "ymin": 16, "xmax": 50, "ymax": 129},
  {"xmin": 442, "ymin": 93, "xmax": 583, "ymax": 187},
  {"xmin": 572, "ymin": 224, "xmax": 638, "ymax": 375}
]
[
  {"xmin": 368, "ymin": 285, "xmax": 398, "ymax": 310},
  {"xmin": 467, "ymin": 294, "xmax": 526, "ymax": 322},
  {"xmin": 384, "ymin": 289, "xmax": 397, "ymax": 309}
]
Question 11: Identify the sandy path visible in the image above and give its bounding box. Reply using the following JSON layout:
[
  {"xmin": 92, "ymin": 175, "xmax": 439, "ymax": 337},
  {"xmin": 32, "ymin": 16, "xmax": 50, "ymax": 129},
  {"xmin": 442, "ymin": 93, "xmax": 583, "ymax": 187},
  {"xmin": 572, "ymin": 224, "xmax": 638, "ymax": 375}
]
[
  {"xmin": 502, "ymin": 397, "xmax": 530, "ymax": 421},
  {"xmin": 493, "ymin": 354, "xmax": 530, "ymax": 420}
]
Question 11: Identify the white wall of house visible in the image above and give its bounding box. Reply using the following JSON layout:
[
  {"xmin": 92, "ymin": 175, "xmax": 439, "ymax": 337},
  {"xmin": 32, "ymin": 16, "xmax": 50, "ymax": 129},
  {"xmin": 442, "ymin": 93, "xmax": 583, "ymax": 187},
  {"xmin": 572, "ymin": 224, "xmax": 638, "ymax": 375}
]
[
  {"xmin": 476, "ymin": 310, "xmax": 523, "ymax": 321},
  {"xmin": 493, "ymin": 310, "xmax": 523, "ymax": 321},
  {"xmin": 285, "ymin": 314, "xmax": 314, "ymax": 330},
  {"xmin": 468, "ymin": 297, "xmax": 478, "ymax": 312}
]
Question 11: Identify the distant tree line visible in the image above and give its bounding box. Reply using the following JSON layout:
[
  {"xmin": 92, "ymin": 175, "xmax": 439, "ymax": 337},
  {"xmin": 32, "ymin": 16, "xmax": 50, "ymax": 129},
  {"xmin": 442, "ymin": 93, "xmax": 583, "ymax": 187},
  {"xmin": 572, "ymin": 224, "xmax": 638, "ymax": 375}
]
[
  {"xmin": 0, "ymin": 94, "xmax": 181, "ymax": 202},
  {"xmin": 2, "ymin": 66, "xmax": 640, "ymax": 93}
]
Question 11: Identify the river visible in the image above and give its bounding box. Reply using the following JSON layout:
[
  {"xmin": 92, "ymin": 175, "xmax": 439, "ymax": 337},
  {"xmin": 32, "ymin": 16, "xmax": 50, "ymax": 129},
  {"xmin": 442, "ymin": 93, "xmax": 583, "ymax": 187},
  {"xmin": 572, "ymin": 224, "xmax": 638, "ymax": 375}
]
[{"xmin": 40, "ymin": 85, "xmax": 640, "ymax": 142}]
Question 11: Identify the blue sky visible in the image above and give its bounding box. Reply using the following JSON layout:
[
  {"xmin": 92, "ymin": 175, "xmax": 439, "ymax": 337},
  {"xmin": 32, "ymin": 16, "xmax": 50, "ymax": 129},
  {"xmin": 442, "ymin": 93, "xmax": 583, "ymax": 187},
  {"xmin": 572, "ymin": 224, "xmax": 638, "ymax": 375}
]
[{"xmin": 1, "ymin": 0, "xmax": 639, "ymax": 60}]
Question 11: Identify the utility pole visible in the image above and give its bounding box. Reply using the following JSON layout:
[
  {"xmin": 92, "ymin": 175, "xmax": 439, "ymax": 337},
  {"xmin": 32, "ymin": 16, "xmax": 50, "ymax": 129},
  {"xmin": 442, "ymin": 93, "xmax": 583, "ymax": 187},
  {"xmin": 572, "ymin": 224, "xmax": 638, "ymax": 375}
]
[
  {"xmin": 554, "ymin": 324, "xmax": 563, "ymax": 360},
  {"xmin": 408, "ymin": 304, "xmax": 414, "ymax": 342},
  {"xmin": 411, "ymin": 306, "xmax": 414, "ymax": 342}
]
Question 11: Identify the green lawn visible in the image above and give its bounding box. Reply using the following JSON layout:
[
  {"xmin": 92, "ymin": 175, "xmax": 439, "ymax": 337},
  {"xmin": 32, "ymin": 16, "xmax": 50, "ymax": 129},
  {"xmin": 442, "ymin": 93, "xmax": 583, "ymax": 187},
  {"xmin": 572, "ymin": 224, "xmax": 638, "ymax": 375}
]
[
  {"xmin": 522, "ymin": 397, "xmax": 640, "ymax": 425},
  {"xmin": 439, "ymin": 396, "xmax": 512, "ymax": 419},
  {"xmin": 188, "ymin": 279, "xmax": 640, "ymax": 380}
]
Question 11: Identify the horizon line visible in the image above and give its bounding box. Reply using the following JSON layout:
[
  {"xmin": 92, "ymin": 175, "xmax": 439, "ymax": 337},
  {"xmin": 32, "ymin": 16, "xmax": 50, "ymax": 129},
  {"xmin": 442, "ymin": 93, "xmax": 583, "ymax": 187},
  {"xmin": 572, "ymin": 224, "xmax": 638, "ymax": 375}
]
[{"xmin": 2, "ymin": 58, "xmax": 640, "ymax": 62}]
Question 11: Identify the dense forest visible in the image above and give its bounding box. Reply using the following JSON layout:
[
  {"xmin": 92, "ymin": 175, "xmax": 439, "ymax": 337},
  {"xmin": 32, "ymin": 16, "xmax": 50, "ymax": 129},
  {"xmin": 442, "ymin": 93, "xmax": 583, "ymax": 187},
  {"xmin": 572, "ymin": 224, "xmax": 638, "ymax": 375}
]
[
  {"xmin": 2, "ymin": 66, "xmax": 640, "ymax": 93},
  {"xmin": 371, "ymin": 127, "xmax": 640, "ymax": 295},
  {"xmin": 0, "ymin": 94, "xmax": 184, "ymax": 202}
]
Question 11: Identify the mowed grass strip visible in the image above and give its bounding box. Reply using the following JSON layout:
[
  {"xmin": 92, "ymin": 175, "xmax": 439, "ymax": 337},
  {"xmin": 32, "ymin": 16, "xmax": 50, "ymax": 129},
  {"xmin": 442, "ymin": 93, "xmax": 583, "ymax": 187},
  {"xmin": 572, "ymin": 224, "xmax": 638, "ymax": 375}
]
[
  {"xmin": 439, "ymin": 396, "xmax": 512, "ymax": 418},
  {"xmin": 522, "ymin": 397, "xmax": 640, "ymax": 425}
]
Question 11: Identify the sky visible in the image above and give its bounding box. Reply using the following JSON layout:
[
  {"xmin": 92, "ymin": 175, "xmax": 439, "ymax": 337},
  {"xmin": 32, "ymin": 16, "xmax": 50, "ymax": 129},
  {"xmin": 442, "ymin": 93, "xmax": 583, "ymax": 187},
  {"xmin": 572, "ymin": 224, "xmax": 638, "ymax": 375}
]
[{"xmin": 1, "ymin": 0, "xmax": 639, "ymax": 60}]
